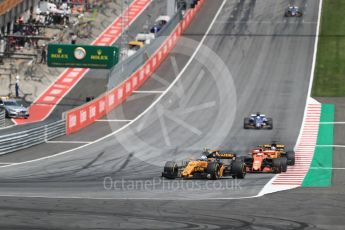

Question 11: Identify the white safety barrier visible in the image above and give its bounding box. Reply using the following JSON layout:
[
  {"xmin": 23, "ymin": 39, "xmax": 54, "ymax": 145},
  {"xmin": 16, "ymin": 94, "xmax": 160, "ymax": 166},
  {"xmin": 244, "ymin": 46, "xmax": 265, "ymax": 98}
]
[{"xmin": 0, "ymin": 120, "xmax": 66, "ymax": 155}]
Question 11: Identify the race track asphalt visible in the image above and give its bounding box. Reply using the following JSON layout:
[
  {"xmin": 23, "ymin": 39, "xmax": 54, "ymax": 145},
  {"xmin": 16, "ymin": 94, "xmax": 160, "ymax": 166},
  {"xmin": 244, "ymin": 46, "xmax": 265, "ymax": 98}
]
[
  {"xmin": 0, "ymin": 0, "xmax": 334, "ymax": 229},
  {"xmin": 0, "ymin": 188, "xmax": 344, "ymax": 230},
  {"xmin": 0, "ymin": 0, "xmax": 318, "ymax": 197}
]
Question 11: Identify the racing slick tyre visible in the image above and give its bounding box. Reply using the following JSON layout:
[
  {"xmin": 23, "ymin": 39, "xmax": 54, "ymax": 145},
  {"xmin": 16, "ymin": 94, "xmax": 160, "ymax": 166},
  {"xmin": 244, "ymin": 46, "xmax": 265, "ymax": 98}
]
[
  {"xmin": 206, "ymin": 162, "xmax": 220, "ymax": 180},
  {"xmin": 297, "ymin": 12, "xmax": 303, "ymax": 17},
  {"xmin": 286, "ymin": 151, "xmax": 295, "ymax": 166},
  {"xmin": 266, "ymin": 118, "xmax": 273, "ymax": 129},
  {"xmin": 272, "ymin": 158, "xmax": 282, "ymax": 173},
  {"xmin": 231, "ymin": 159, "xmax": 246, "ymax": 179},
  {"xmin": 243, "ymin": 118, "xmax": 251, "ymax": 129},
  {"xmin": 280, "ymin": 157, "xmax": 288, "ymax": 172},
  {"xmin": 162, "ymin": 161, "xmax": 178, "ymax": 179}
]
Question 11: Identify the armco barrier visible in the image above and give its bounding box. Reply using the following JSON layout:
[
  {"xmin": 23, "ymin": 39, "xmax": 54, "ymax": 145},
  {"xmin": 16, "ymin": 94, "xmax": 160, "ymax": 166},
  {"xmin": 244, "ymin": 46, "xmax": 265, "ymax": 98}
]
[
  {"xmin": 107, "ymin": 10, "xmax": 183, "ymax": 90},
  {"xmin": 66, "ymin": 0, "xmax": 205, "ymax": 134},
  {"xmin": 0, "ymin": 120, "xmax": 66, "ymax": 155}
]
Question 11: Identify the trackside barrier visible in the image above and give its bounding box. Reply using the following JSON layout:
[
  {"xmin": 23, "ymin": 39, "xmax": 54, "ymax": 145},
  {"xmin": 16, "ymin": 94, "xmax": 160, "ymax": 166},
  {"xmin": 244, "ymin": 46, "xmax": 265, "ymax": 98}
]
[
  {"xmin": 107, "ymin": 10, "xmax": 183, "ymax": 90},
  {"xmin": 0, "ymin": 110, "xmax": 5, "ymax": 128},
  {"xmin": 14, "ymin": 0, "xmax": 151, "ymax": 125},
  {"xmin": 0, "ymin": 120, "xmax": 65, "ymax": 155},
  {"xmin": 66, "ymin": 0, "xmax": 205, "ymax": 134}
]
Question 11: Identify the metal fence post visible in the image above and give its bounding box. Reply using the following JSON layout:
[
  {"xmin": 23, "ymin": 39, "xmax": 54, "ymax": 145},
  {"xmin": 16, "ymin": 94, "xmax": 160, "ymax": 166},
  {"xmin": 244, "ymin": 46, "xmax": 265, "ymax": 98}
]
[
  {"xmin": 0, "ymin": 109, "xmax": 5, "ymax": 128},
  {"xmin": 44, "ymin": 124, "xmax": 48, "ymax": 142}
]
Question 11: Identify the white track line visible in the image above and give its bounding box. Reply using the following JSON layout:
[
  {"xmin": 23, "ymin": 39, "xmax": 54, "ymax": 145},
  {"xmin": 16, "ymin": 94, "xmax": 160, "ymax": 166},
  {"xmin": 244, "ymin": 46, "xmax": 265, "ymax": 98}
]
[
  {"xmin": 316, "ymin": 145, "xmax": 345, "ymax": 148},
  {"xmin": 0, "ymin": 124, "xmax": 16, "ymax": 131},
  {"xmin": 0, "ymin": 0, "xmax": 227, "ymax": 169},
  {"xmin": 258, "ymin": 0, "xmax": 324, "ymax": 197},
  {"xmin": 216, "ymin": 20, "xmax": 317, "ymax": 24},
  {"xmin": 133, "ymin": 91, "xmax": 164, "ymax": 94},
  {"xmin": 296, "ymin": 0, "xmax": 324, "ymax": 146},
  {"xmin": 310, "ymin": 167, "xmax": 345, "ymax": 170},
  {"xmin": 46, "ymin": 141, "xmax": 91, "ymax": 144},
  {"xmin": 297, "ymin": 0, "xmax": 323, "ymax": 134},
  {"xmin": 320, "ymin": 122, "xmax": 345, "ymax": 124},
  {"xmin": 0, "ymin": 193, "xmax": 270, "ymax": 201},
  {"xmin": 96, "ymin": 119, "xmax": 132, "ymax": 122}
]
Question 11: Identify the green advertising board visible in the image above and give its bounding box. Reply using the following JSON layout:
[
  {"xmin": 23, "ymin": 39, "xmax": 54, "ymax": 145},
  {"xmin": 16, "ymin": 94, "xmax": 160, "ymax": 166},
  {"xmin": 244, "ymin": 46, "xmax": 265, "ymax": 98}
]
[{"xmin": 47, "ymin": 44, "xmax": 119, "ymax": 69}]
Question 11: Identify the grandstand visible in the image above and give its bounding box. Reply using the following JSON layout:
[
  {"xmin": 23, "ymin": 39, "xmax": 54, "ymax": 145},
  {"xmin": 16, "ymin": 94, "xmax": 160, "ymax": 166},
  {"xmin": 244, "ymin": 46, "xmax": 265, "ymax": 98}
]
[{"xmin": 0, "ymin": 0, "xmax": 39, "ymax": 35}]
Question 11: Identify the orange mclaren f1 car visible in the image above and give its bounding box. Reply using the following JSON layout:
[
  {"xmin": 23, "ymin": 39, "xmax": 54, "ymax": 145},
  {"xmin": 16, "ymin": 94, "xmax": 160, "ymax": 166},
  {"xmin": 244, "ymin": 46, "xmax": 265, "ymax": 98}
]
[
  {"xmin": 162, "ymin": 149, "xmax": 246, "ymax": 180},
  {"xmin": 242, "ymin": 143, "xmax": 295, "ymax": 173}
]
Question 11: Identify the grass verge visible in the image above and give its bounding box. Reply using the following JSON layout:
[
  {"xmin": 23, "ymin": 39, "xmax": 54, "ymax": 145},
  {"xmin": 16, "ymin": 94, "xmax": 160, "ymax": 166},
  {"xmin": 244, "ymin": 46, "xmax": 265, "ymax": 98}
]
[{"xmin": 312, "ymin": 0, "xmax": 345, "ymax": 97}]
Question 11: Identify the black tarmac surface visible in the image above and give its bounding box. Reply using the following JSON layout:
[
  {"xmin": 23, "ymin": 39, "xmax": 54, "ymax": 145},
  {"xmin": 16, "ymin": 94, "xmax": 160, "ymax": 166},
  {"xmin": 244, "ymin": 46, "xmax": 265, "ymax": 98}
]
[{"xmin": 0, "ymin": 1, "xmax": 341, "ymax": 229}]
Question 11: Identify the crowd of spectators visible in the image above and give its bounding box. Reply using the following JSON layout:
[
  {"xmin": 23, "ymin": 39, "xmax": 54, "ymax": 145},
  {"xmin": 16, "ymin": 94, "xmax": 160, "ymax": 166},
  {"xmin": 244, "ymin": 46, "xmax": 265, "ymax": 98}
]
[{"xmin": 1, "ymin": 0, "xmax": 98, "ymax": 55}]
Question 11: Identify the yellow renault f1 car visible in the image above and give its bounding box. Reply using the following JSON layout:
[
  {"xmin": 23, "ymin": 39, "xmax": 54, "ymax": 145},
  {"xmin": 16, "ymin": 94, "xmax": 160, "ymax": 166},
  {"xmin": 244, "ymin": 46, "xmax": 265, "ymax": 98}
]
[{"xmin": 162, "ymin": 149, "xmax": 246, "ymax": 180}]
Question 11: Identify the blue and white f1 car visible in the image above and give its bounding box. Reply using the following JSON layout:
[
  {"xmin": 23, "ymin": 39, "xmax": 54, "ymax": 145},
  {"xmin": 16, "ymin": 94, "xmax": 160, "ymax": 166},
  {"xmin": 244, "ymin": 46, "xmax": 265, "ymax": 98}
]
[
  {"xmin": 285, "ymin": 6, "xmax": 303, "ymax": 17},
  {"xmin": 244, "ymin": 113, "xmax": 273, "ymax": 130}
]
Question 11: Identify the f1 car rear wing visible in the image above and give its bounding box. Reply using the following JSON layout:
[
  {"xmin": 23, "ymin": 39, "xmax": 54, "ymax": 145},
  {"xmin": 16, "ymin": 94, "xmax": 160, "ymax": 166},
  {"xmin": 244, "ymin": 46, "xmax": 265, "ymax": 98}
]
[
  {"xmin": 206, "ymin": 151, "xmax": 237, "ymax": 159},
  {"xmin": 250, "ymin": 114, "xmax": 266, "ymax": 117},
  {"xmin": 259, "ymin": 144, "xmax": 285, "ymax": 150}
]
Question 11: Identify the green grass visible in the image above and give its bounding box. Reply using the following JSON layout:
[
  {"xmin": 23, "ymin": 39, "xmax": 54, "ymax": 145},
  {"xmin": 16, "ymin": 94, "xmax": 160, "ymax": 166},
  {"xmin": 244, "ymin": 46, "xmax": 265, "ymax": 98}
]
[{"xmin": 312, "ymin": 0, "xmax": 345, "ymax": 97}]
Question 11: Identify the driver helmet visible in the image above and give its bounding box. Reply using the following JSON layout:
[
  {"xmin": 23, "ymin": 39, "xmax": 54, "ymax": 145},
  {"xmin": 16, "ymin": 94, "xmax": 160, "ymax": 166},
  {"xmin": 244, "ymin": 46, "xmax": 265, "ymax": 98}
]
[
  {"xmin": 271, "ymin": 146, "xmax": 276, "ymax": 150},
  {"xmin": 203, "ymin": 147, "xmax": 210, "ymax": 154},
  {"xmin": 256, "ymin": 112, "xmax": 260, "ymax": 117},
  {"xmin": 200, "ymin": 155, "xmax": 208, "ymax": 161}
]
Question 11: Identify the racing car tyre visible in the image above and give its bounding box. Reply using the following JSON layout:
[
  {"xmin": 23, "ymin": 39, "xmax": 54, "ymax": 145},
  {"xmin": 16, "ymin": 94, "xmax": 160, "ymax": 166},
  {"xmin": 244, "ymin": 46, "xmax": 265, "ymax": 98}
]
[
  {"xmin": 243, "ymin": 118, "xmax": 251, "ymax": 129},
  {"xmin": 206, "ymin": 162, "xmax": 220, "ymax": 180},
  {"xmin": 286, "ymin": 151, "xmax": 295, "ymax": 166},
  {"xmin": 163, "ymin": 161, "xmax": 178, "ymax": 179},
  {"xmin": 231, "ymin": 159, "xmax": 246, "ymax": 179},
  {"xmin": 280, "ymin": 157, "xmax": 288, "ymax": 172},
  {"xmin": 272, "ymin": 158, "xmax": 282, "ymax": 173},
  {"xmin": 267, "ymin": 118, "xmax": 273, "ymax": 129}
]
